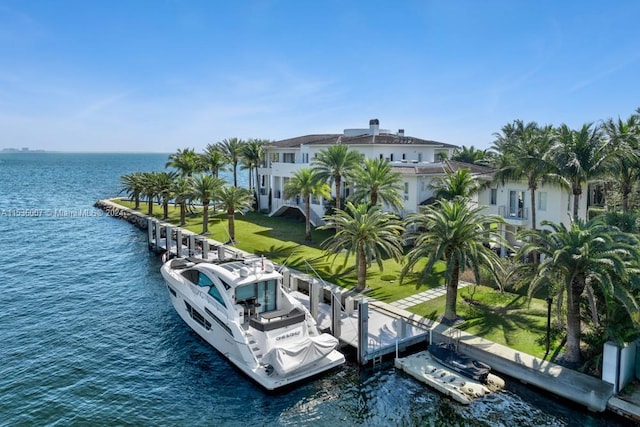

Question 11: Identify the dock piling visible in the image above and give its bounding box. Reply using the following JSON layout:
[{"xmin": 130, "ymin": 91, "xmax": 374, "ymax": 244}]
[{"xmin": 176, "ymin": 229, "xmax": 182, "ymax": 258}]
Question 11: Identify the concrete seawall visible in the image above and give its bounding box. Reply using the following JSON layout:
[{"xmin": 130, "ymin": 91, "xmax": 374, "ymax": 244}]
[{"xmin": 96, "ymin": 198, "xmax": 621, "ymax": 416}]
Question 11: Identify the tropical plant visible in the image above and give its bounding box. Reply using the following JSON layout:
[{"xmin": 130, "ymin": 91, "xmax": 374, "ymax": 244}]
[
  {"xmin": 549, "ymin": 123, "xmax": 608, "ymax": 219},
  {"xmin": 517, "ymin": 217, "xmax": 640, "ymax": 365},
  {"xmin": 429, "ymin": 168, "xmax": 485, "ymax": 201},
  {"xmin": 191, "ymin": 174, "xmax": 225, "ymax": 234},
  {"xmin": 141, "ymin": 172, "xmax": 162, "ymax": 215},
  {"xmin": 119, "ymin": 172, "xmax": 145, "ymax": 210},
  {"xmin": 217, "ymin": 185, "xmax": 254, "ymax": 243},
  {"xmin": 312, "ymin": 144, "xmax": 363, "ymax": 211},
  {"xmin": 242, "ymin": 139, "xmax": 268, "ymax": 210},
  {"xmin": 319, "ymin": 202, "xmax": 404, "ymax": 291},
  {"xmin": 217, "ymin": 137, "xmax": 245, "ymax": 187},
  {"xmin": 203, "ymin": 144, "xmax": 228, "ymax": 178},
  {"xmin": 172, "ymin": 176, "xmax": 195, "ymax": 226},
  {"xmin": 166, "ymin": 148, "xmax": 204, "ymax": 177},
  {"xmin": 451, "ymin": 145, "xmax": 492, "ymax": 165},
  {"xmin": 601, "ymin": 113, "xmax": 640, "ymax": 212},
  {"xmin": 283, "ymin": 168, "xmax": 332, "ymax": 242},
  {"xmin": 156, "ymin": 171, "xmax": 177, "ymax": 220},
  {"xmin": 401, "ymin": 198, "xmax": 505, "ymax": 324},
  {"xmin": 492, "ymin": 120, "xmax": 560, "ymax": 230},
  {"xmin": 349, "ymin": 158, "xmax": 403, "ymax": 211}
]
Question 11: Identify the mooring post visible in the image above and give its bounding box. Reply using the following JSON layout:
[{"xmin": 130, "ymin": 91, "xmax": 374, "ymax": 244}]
[
  {"xmin": 165, "ymin": 225, "xmax": 173, "ymax": 256},
  {"xmin": 217, "ymin": 245, "xmax": 225, "ymax": 261},
  {"xmin": 309, "ymin": 279, "xmax": 319, "ymax": 322},
  {"xmin": 175, "ymin": 229, "xmax": 182, "ymax": 258},
  {"xmin": 186, "ymin": 234, "xmax": 194, "ymax": 256},
  {"xmin": 358, "ymin": 300, "xmax": 369, "ymax": 365},
  {"xmin": 202, "ymin": 238, "xmax": 209, "ymax": 260},
  {"xmin": 154, "ymin": 220, "xmax": 161, "ymax": 253},
  {"xmin": 147, "ymin": 218, "xmax": 153, "ymax": 250},
  {"xmin": 331, "ymin": 291, "xmax": 341, "ymax": 339}
]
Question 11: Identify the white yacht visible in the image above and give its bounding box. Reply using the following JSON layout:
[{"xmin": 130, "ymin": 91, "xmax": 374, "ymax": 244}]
[{"xmin": 160, "ymin": 256, "xmax": 345, "ymax": 390}]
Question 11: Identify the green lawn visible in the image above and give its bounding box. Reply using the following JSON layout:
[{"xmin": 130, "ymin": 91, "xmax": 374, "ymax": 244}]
[
  {"xmin": 408, "ymin": 284, "xmax": 560, "ymax": 359},
  {"xmin": 117, "ymin": 200, "xmax": 444, "ymax": 302}
]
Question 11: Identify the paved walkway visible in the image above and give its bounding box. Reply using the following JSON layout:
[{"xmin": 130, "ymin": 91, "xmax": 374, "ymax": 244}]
[{"xmin": 390, "ymin": 281, "xmax": 471, "ymax": 309}]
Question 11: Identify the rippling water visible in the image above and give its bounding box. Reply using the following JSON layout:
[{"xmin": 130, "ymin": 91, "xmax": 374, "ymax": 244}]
[{"xmin": 0, "ymin": 152, "xmax": 628, "ymax": 426}]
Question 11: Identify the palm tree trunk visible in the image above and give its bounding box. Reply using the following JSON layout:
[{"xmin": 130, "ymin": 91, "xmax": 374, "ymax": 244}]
[
  {"xmin": 202, "ymin": 201, "xmax": 209, "ymax": 234},
  {"xmin": 254, "ymin": 167, "xmax": 261, "ymax": 211},
  {"xmin": 147, "ymin": 197, "xmax": 153, "ymax": 215},
  {"xmin": 564, "ymin": 279, "xmax": 583, "ymax": 364},
  {"xmin": 179, "ymin": 202, "xmax": 186, "ymax": 226},
  {"xmin": 357, "ymin": 247, "xmax": 367, "ymax": 291},
  {"xmin": 304, "ymin": 195, "xmax": 312, "ymax": 241},
  {"xmin": 530, "ymin": 188, "xmax": 537, "ymax": 230},
  {"xmin": 233, "ymin": 164, "xmax": 238, "ymax": 187},
  {"xmin": 163, "ymin": 201, "xmax": 169, "ymax": 220},
  {"xmin": 134, "ymin": 194, "xmax": 140, "ymax": 210},
  {"xmin": 443, "ymin": 260, "xmax": 460, "ymax": 323},
  {"xmin": 228, "ymin": 209, "xmax": 235, "ymax": 242},
  {"xmin": 335, "ymin": 176, "xmax": 342, "ymax": 211},
  {"xmin": 572, "ymin": 187, "xmax": 581, "ymax": 218}
]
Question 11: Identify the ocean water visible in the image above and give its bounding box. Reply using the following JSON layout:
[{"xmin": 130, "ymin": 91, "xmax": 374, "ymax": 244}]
[{"xmin": 0, "ymin": 152, "xmax": 628, "ymax": 426}]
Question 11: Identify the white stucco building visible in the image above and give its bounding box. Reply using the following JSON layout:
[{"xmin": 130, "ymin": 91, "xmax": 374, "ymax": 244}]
[
  {"xmin": 257, "ymin": 119, "xmax": 459, "ymax": 224},
  {"xmin": 476, "ymin": 176, "xmax": 589, "ymax": 252}
]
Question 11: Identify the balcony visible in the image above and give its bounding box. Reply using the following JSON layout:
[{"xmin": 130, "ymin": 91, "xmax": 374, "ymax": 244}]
[{"xmin": 498, "ymin": 205, "xmax": 529, "ymax": 224}]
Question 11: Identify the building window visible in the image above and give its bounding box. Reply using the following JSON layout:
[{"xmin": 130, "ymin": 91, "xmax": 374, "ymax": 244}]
[
  {"xmin": 490, "ymin": 189, "xmax": 497, "ymax": 205},
  {"xmin": 418, "ymin": 153, "xmax": 422, "ymax": 162},
  {"xmin": 302, "ymin": 153, "xmax": 309, "ymax": 163},
  {"xmin": 283, "ymin": 153, "xmax": 295, "ymax": 163},
  {"xmin": 270, "ymin": 153, "xmax": 279, "ymax": 163},
  {"xmin": 538, "ymin": 192, "xmax": 547, "ymax": 211},
  {"xmin": 402, "ymin": 153, "xmax": 406, "ymax": 160},
  {"xmin": 379, "ymin": 153, "xmax": 383, "ymax": 160},
  {"xmin": 390, "ymin": 154, "xmax": 394, "ymax": 161},
  {"xmin": 404, "ymin": 182, "xmax": 409, "ymax": 201}
]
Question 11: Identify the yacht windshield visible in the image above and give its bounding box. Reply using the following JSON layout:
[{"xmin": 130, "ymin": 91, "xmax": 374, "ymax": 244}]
[{"xmin": 235, "ymin": 279, "xmax": 277, "ymax": 312}]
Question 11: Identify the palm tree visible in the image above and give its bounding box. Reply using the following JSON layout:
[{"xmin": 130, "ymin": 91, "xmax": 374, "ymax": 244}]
[
  {"xmin": 216, "ymin": 186, "xmax": 254, "ymax": 243},
  {"xmin": 319, "ymin": 202, "xmax": 404, "ymax": 291},
  {"xmin": 166, "ymin": 148, "xmax": 204, "ymax": 177},
  {"xmin": 401, "ymin": 198, "xmax": 505, "ymax": 324},
  {"xmin": 601, "ymin": 113, "xmax": 640, "ymax": 212},
  {"xmin": 312, "ymin": 144, "xmax": 363, "ymax": 211},
  {"xmin": 451, "ymin": 145, "xmax": 492, "ymax": 165},
  {"xmin": 517, "ymin": 218, "xmax": 640, "ymax": 365},
  {"xmin": 203, "ymin": 144, "xmax": 228, "ymax": 178},
  {"xmin": 141, "ymin": 172, "xmax": 161, "ymax": 215},
  {"xmin": 191, "ymin": 174, "xmax": 225, "ymax": 234},
  {"xmin": 156, "ymin": 171, "xmax": 177, "ymax": 220},
  {"xmin": 172, "ymin": 176, "xmax": 194, "ymax": 226},
  {"xmin": 492, "ymin": 120, "xmax": 559, "ymax": 230},
  {"xmin": 217, "ymin": 137, "xmax": 245, "ymax": 187},
  {"xmin": 349, "ymin": 158, "xmax": 403, "ymax": 211},
  {"xmin": 429, "ymin": 168, "xmax": 484, "ymax": 201},
  {"xmin": 550, "ymin": 123, "xmax": 608, "ymax": 219},
  {"xmin": 284, "ymin": 168, "xmax": 332, "ymax": 242},
  {"xmin": 119, "ymin": 172, "xmax": 144, "ymax": 210},
  {"xmin": 242, "ymin": 139, "xmax": 268, "ymax": 210}
]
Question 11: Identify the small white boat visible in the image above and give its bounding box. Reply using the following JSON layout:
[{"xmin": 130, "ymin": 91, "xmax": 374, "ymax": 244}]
[
  {"xmin": 161, "ymin": 256, "xmax": 345, "ymax": 390},
  {"xmin": 395, "ymin": 350, "xmax": 505, "ymax": 405}
]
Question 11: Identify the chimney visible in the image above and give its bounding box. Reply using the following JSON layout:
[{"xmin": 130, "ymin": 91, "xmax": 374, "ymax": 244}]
[
  {"xmin": 398, "ymin": 129, "xmax": 404, "ymax": 136},
  {"xmin": 369, "ymin": 118, "xmax": 380, "ymax": 136}
]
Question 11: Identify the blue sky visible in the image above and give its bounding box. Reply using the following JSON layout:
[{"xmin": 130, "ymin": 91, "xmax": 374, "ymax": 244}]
[{"xmin": 1, "ymin": 1, "xmax": 639, "ymax": 152}]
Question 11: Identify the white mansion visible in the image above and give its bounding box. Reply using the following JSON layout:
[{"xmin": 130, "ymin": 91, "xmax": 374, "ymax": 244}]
[{"xmin": 256, "ymin": 119, "xmax": 588, "ymax": 249}]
